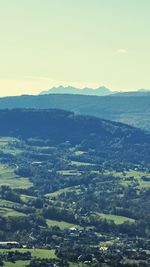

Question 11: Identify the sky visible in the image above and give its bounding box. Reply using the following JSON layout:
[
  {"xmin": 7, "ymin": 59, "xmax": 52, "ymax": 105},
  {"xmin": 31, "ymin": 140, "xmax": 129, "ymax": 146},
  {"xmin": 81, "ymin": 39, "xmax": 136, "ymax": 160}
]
[{"xmin": 0, "ymin": 0, "xmax": 150, "ymax": 96}]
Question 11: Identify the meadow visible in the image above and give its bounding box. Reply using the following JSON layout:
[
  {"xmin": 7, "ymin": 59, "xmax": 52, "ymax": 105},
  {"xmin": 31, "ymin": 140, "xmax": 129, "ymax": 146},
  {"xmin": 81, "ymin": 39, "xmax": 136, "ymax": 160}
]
[
  {"xmin": 0, "ymin": 164, "xmax": 32, "ymax": 189},
  {"xmin": 96, "ymin": 212, "xmax": 135, "ymax": 225},
  {"xmin": 47, "ymin": 219, "xmax": 78, "ymax": 229},
  {"xmin": 1, "ymin": 249, "xmax": 56, "ymax": 267}
]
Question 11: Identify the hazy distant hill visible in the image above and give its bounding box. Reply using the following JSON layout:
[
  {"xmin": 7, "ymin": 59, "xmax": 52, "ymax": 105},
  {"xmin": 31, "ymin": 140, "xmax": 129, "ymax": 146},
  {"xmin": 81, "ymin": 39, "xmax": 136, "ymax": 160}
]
[
  {"xmin": 40, "ymin": 85, "xmax": 113, "ymax": 96},
  {"xmin": 114, "ymin": 90, "xmax": 150, "ymax": 97},
  {"xmin": 40, "ymin": 85, "xmax": 150, "ymax": 96},
  {"xmin": 0, "ymin": 93, "xmax": 149, "ymax": 131}
]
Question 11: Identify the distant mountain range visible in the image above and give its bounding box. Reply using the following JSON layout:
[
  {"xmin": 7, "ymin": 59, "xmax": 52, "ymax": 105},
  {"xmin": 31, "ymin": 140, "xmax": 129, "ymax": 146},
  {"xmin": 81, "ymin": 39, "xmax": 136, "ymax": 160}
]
[
  {"xmin": 40, "ymin": 86, "xmax": 113, "ymax": 96},
  {"xmin": 40, "ymin": 85, "xmax": 150, "ymax": 96}
]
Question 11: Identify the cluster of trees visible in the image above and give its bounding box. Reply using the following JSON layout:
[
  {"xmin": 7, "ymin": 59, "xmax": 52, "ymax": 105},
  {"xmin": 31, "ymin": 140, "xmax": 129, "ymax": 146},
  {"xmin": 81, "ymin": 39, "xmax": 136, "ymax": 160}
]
[{"xmin": 0, "ymin": 186, "xmax": 21, "ymax": 203}]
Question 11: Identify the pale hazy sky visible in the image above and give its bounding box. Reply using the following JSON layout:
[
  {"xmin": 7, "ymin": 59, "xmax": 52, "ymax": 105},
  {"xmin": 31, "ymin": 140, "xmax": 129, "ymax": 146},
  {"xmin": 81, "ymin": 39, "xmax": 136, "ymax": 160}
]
[{"xmin": 0, "ymin": 0, "xmax": 150, "ymax": 96}]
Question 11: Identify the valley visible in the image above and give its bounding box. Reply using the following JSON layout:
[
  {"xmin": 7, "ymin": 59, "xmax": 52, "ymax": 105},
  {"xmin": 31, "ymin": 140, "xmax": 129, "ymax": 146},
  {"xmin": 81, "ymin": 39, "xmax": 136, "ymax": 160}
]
[{"xmin": 0, "ymin": 109, "xmax": 149, "ymax": 266}]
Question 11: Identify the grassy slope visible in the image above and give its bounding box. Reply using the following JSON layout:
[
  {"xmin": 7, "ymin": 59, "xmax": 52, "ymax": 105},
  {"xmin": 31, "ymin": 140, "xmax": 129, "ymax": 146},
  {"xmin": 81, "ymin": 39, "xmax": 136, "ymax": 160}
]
[
  {"xmin": 96, "ymin": 212, "xmax": 135, "ymax": 224},
  {"xmin": 0, "ymin": 164, "xmax": 32, "ymax": 189},
  {"xmin": 47, "ymin": 219, "xmax": 79, "ymax": 229},
  {"xmin": 0, "ymin": 207, "xmax": 26, "ymax": 217},
  {"xmin": 2, "ymin": 249, "xmax": 56, "ymax": 267},
  {"xmin": 107, "ymin": 170, "xmax": 150, "ymax": 189},
  {"xmin": 4, "ymin": 260, "xmax": 29, "ymax": 267}
]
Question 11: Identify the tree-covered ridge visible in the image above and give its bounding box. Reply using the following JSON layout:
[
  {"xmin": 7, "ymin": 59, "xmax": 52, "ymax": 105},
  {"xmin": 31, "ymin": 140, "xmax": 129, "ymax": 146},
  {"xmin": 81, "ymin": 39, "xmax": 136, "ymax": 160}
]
[
  {"xmin": 0, "ymin": 109, "xmax": 149, "ymax": 166},
  {"xmin": 0, "ymin": 93, "xmax": 149, "ymax": 131}
]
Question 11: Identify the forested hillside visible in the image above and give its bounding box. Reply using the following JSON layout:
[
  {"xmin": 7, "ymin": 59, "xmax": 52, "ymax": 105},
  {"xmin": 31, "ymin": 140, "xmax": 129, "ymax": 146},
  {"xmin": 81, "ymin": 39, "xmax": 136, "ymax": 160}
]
[
  {"xmin": 0, "ymin": 94, "xmax": 149, "ymax": 131},
  {"xmin": 0, "ymin": 109, "xmax": 149, "ymax": 166}
]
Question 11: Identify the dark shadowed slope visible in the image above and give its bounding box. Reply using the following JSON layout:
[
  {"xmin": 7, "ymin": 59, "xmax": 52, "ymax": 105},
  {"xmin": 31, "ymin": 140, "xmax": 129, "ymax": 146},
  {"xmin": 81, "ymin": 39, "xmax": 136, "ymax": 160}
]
[
  {"xmin": 0, "ymin": 109, "xmax": 149, "ymax": 165},
  {"xmin": 0, "ymin": 94, "xmax": 150, "ymax": 131}
]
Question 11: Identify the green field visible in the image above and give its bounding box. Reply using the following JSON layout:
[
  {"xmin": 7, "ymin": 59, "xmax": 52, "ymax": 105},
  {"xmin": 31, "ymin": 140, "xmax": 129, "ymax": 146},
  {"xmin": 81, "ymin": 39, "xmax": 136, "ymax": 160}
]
[
  {"xmin": 4, "ymin": 260, "xmax": 29, "ymax": 267},
  {"xmin": 23, "ymin": 249, "xmax": 56, "ymax": 259},
  {"xmin": 0, "ymin": 198, "xmax": 23, "ymax": 209},
  {"xmin": 0, "ymin": 137, "xmax": 22, "ymax": 155},
  {"xmin": 106, "ymin": 169, "xmax": 150, "ymax": 189},
  {"xmin": 20, "ymin": 194, "xmax": 36, "ymax": 202},
  {"xmin": 96, "ymin": 212, "xmax": 135, "ymax": 225},
  {"xmin": 0, "ymin": 164, "xmax": 32, "ymax": 189},
  {"xmin": 69, "ymin": 264, "xmax": 86, "ymax": 267},
  {"xmin": 0, "ymin": 176, "xmax": 32, "ymax": 189},
  {"xmin": 0, "ymin": 137, "xmax": 16, "ymax": 145},
  {"xmin": 57, "ymin": 170, "xmax": 81, "ymax": 176},
  {"xmin": 0, "ymin": 141, "xmax": 32, "ymax": 217},
  {"xmin": 0, "ymin": 140, "xmax": 10, "ymax": 147},
  {"xmin": 1, "ymin": 148, "xmax": 22, "ymax": 156},
  {"xmin": 46, "ymin": 185, "xmax": 81, "ymax": 198},
  {"xmin": 0, "ymin": 207, "xmax": 26, "ymax": 217},
  {"xmin": 71, "ymin": 160, "xmax": 95, "ymax": 166},
  {"xmin": 0, "ymin": 199, "xmax": 21, "ymax": 207},
  {"xmin": 47, "ymin": 219, "xmax": 79, "ymax": 229},
  {"xmin": 74, "ymin": 150, "xmax": 86, "ymax": 156},
  {"xmin": 126, "ymin": 170, "xmax": 150, "ymax": 189},
  {"xmin": 2, "ymin": 249, "xmax": 56, "ymax": 267},
  {"xmin": 1, "ymin": 248, "xmax": 56, "ymax": 258}
]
